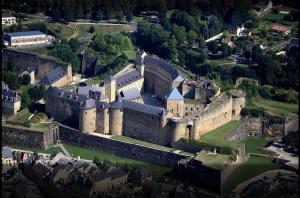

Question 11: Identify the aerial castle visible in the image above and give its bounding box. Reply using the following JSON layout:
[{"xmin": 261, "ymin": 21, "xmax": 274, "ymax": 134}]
[{"xmin": 46, "ymin": 50, "xmax": 245, "ymax": 146}]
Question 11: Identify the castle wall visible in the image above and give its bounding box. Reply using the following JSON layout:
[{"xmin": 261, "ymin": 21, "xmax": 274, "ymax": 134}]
[
  {"xmin": 144, "ymin": 64, "xmax": 174, "ymax": 99},
  {"xmin": 59, "ymin": 124, "xmax": 188, "ymax": 167},
  {"xmin": 2, "ymin": 100, "xmax": 21, "ymax": 115},
  {"xmin": 96, "ymin": 107, "xmax": 109, "ymax": 134},
  {"xmin": 2, "ymin": 123, "xmax": 59, "ymax": 149},
  {"xmin": 166, "ymin": 100, "xmax": 184, "ymax": 118},
  {"xmin": 284, "ymin": 114, "xmax": 299, "ymax": 135},
  {"xmin": 231, "ymin": 96, "xmax": 246, "ymax": 120},
  {"xmin": 45, "ymin": 94, "xmax": 80, "ymax": 129},
  {"xmin": 183, "ymin": 101, "xmax": 205, "ymax": 116},
  {"xmin": 122, "ymin": 108, "xmax": 162, "ymax": 144},
  {"xmin": 2, "ymin": 49, "xmax": 72, "ymax": 82},
  {"xmin": 109, "ymin": 108, "xmax": 123, "ymax": 135},
  {"xmin": 79, "ymin": 108, "xmax": 96, "ymax": 133}
]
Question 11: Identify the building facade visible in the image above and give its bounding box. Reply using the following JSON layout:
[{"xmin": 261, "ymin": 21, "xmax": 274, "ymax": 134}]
[{"xmin": 4, "ymin": 31, "xmax": 52, "ymax": 47}]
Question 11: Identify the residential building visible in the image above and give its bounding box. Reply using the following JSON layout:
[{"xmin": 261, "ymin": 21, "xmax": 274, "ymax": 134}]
[
  {"xmin": 2, "ymin": 84, "xmax": 21, "ymax": 115},
  {"xmin": 227, "ymin": 24, "xmax": 245, "ymax": 37},
  {"xmin": 272, "ymin": 25, "xmax": 290, "ymax": 36},
  {"xmin": 2, "ymin": 147, "xmax": 17, "ymax": 167},
  {"xmin": 2, "ymin": 16, "xmax": 17, "ymax": 26}
]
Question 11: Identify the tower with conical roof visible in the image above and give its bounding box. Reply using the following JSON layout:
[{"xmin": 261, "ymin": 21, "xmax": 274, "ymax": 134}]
[
  {"xmin": 165, "ymin": 88, "xmax": 184, "ymax": 118},
  {"xmin": 79, "ymin": 99, "xmax": 96, "ymax": 133},
  {"xmin": 109, "ymin": 93, "xmax": 123, "ymax": 135}
]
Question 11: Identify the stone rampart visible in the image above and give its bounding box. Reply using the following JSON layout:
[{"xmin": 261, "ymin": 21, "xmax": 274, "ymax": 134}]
[
  {"xmin": 59, "ymin": 125, "xmax": 188, "ymax": 167},
  {"xmin": 2, "ymin": 123, "xmax": 59, "ymax": 149}
]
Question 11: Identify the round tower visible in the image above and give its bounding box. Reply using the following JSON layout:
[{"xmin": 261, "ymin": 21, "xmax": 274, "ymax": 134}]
[
  {"xmin": 96, "ymin": 102, "xmax": 109, "ymax": 134},
  {"xmin": 79, "ymin": 99, "xmax": 96, "ymax": 133},
  {"xmin": 109, "ymin": 94, "xmax": 123, "ymax": 135},
  {"xmin": 169, "ymin": 118, "xmax": 186, "ymax": 146}
]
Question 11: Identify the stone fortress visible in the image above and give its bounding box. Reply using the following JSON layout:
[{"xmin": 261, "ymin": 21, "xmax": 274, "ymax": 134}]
[{"xmin": 46, "ymin": 50, "xmax": 245, "ymax": 146}]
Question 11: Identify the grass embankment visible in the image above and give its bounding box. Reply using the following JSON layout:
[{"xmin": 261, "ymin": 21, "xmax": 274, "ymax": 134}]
[
  {"xmin": 223, "ymin": 156, "xmax": 280, "ymax": 191},
  {"xmin": 64, "ymin": 144, "xmax": 171, "ymax": 176},
  {"xmin": 252, "ymin": 99, "xmax": 298, "ymax": 116},
  {"xmin": 46, "ymin": 22, "xmax": 75, "ymax": 39},
  {"xmin": 243, "ymin": 137, "xmax": 270, "ymax": 155},
  {"xmin": 69, "ymin": 23, "xmax": 136, "ymax": 38},
  {"xmin": 112, "ymin": 135, "xmax": 175, "ymax": 152}
]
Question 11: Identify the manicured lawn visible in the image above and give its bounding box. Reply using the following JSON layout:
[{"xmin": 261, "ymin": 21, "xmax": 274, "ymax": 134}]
[
  {"xmin": 223, "ymin": 156, "xmax": 280, "ymax": 191},
  {"xmin": 69, "ymin": 23, "xmax": 136, "ymax": 38},
  {"xmin": 7, "ymin": 108, "xmax": 32, "ymax": 124},
  {"xmin": 243, "ymin": 137, "xmax": 269, "ymax": 155},
  {"xmin": 64, "ymin": 144, "xmax": 172, "ymax": 176},
  {"xmin": 200, "ymin": 121, "xmax": 242, "ymax": 143},
  {"xmin": 111, "ymin": 135, "xmax": 175, "ymax": 152},
  {"xmin": 261, "ymin": 13, "xmax": 285, "ymax": 23},
  {"xmin": 252, "ymin": 99, "xmax": 298, "ymax": 116}
]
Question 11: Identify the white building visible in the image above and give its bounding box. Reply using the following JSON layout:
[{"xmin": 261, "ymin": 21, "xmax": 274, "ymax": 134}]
[
  {"xmin": 227, "ymin": 24, "xmax": 245, "ymax": 37},
  {"xmin": 2, "ymin": 16, "xmax": 17, "ymax": 26},
  {"xmin": 4, "ymin": 31, "xmax": 49, "ymax": 47}
]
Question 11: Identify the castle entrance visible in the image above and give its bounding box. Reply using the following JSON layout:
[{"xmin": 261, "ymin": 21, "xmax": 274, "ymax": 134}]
[{"xmin": 186, "ymin": 125, "xmax": 193, "ymax": 139}]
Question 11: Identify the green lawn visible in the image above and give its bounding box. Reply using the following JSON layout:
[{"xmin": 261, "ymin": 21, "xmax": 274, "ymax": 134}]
[
  {"xmin": 223, "ymin": 156, "xmax": 280, "ymax": 191},
  {"xmin": 252, "ymin": 99, "xmax": 298, "ymax": 116},
  {"xmin": 47, "ymin": 22, "xmax": 75, "ymax": 39},
  {"xmin": 112, "ymin": 135, "xmax": 176, "ymax": 152},
  {"xmin": 195, "ymin": 150, "xmax": 231, "ymax": 170},
  {"xmin": 70, "ymin": 23, "xmax": 136, "ymax": 38},
  {"xmin": 7, "ymin": 108, "xmax": 32, "ymax": 123},
  {"xmin": 64, "ymin": 144, "xmax": 171, "ymax": 176},
  {"xmin": 261, "ymin": 13, "xmax": 285, "ymax": 23},
  {"xmin": 123, "ymin": 50, "xmax": 136, "ymax": 61},
  {"xmin": 200, "ymin": 121, "xmax": 242, "ymax": 144},
  {"xmin": 243, "ymin": 137, "xmax": 269, "ymax": 155}
]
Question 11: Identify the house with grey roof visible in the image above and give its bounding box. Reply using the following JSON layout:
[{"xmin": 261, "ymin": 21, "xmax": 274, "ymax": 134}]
[
  {"xmin": 2, "ymin": 147, "xmax": 17, "ymax": 167},
  {"xmin": 2, "ymin": 85, "xmax": 21, "ymax": 115}
]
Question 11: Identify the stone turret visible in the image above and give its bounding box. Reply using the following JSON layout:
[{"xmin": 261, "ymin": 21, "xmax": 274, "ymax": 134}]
[
  {"xmin": 165, "ymin": 88, "xmax": 184, "ymax": 118},
  {"xmin": 79, "ymin": 99, "xmax": 96, "ymax": 133},
  {"xmin": 109, "ymin": 93, "xmax": 123, "ymax": 135},
  {"xmin": 96, "ymin": 102, "xmax": 110, "ymax": 134},
  {"xmin": 136, "ymin": 50, "xmax": 147, "ymax": 76},
  {"xmin": 105, "ymin": 76, "xmax": 116, "ymax": 103}
]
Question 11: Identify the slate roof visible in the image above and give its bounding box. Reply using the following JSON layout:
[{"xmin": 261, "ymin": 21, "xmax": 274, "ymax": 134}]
[
  {"xmin": 5, "ymin": 31, "xmax": 45, "ymax": 38},
  {"xmin": 123, "ymin": 100, "xmax": 166, "ymax": 116},
  {"xmin": 77, "ymin": 86, "xmax": 102, "ymax": 96},
  {"xmin": 47, "ymin": 87, "xmax": 89, "ymax": 104},
  {"xmin": 80, "ymin": 99, "xmax": 96, "ymax": 110},
  {"xmin": 2, "ymin": 89, "xmax": 21, "ymax": 102},
  {"xmin": 120, "ymin": 87, "xmax": 142, "ymax": 100},
  {"xmin": 2, "ymin": 147, "xmax": 13, "ymax": 158},
  {"xmin": 41, "ymin": 67, "xmax": 67, "ymax": 85},
  {"xmin": 165, "ymin": 88, "xmax": 184, "ymax": 100},
  {"xmin": 115, "ymin": 70, "xmax": 142, "ymax": 89},
  {"xmin": 144, "ymin": 55, "xmax": 181, "ymax": 81},
  {"xmin": 110, "ymin": 93, "xmax": 123, "ymax": 109}
]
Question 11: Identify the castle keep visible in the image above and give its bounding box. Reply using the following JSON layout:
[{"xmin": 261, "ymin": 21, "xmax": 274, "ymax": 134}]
[{"xmin": 46, "ymin": 51, "xmax": 245, "ymax": 146}]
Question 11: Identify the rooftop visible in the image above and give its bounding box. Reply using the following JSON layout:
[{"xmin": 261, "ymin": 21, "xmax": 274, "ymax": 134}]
[
  {"xmin": 165, "ymin": 88, "xmax": 184, "ymax": 100},
  {"xmin": 5, "ymin": 31, "xmax": 46, "ymax": 38},
  {"xmin": 2, "ymin": 89, "xmax": 21, "ymax": 102},
  {"xmin": 47, "ymin": 87, "xmax": 89, "ymax": 104},
  {"xmin": 115, "ymin": 70, "xmax": 142, "ymax": 89},
  {"xmin": 2, "ymin": 147, "xmax": 13, "ymax": 158},
  {"xmin": 120, "ymin": 87, "xmax": 142, "ymax": 101},
  {"xmin": 272, "ymin": 25, "xmax": 290, "ymax": 32},
  {"xmin": 123, "ymin": 100, "xmax": 166, "ymax": 116},
  {"xmin": 41, "ymin": 67, "xmax": 68, "ymax": 85}
]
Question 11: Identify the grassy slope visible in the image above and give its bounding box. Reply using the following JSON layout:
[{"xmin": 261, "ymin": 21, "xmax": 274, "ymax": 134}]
[
  {"xmin": 223, "ymin": 156, "xmax": 280, "ymax": 191},
  {"xmin": 112, "ymin": 135, "xmax": 175, "ymax": 152},
  {"xmin": 64, "ymin": 144, "xmax": 171, "ymax": 176},
  {"xmin": 47, "ymin": 22, "xmax": 75, "ymax": 39},
  {"xmin": 252, "ymin": 99, "xmax": 298, "ymax": 116},
  {"xmin": 243, "ymin": 137, "xmax": 269, "ymax": 154}
]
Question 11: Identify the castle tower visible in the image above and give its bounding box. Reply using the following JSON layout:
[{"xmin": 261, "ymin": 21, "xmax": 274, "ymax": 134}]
[
  {"xmin": 136, "ymin": 50, "xmax": 147, "ymax": 76},
  {"xmin": 109, "ymin": 93, "xmax": 123, "ymax": 135},
  {"xmin": 79, "ymin": 99, "xmax": 96, "ymax": 133},
  {"xmin": 165, "ymin": 88, "xmax": 184, "ymax": 118},
  {"xmin": 105, "ymin": 76, "xmax": 116, "ymax": 103},
  {"xmin": 96, "ymin": 102, "xmax": 109, "ymax": 134},
  {"xmin": 66, "ymin": 64, "xmax": 73, "ymax": 83}
]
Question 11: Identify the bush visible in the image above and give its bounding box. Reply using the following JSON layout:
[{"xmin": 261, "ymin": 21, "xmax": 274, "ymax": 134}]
[
  {"xmin": 241, "ymin": 107, "xmax": 264, "ymax": 117},
  {"xmin": 21, "ymin": 74, "xmax": 31, "ymax": 85}
]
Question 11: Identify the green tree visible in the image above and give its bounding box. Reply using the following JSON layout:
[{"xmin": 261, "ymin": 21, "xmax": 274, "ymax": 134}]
[
  {"xmin": 251, "ymin": 45, "xmax": 263, "ymax": 63},
  {"xmin": 197, "ymin": 35, "xmax": 206, "ymax": 48},
  {"xmin": 21, "ymin": 91, "xmax": 32, "ymax": 109},
  {"xmin": 115, "ymin": 11, "xmax": 123, "ymax": 21},
  {"xmin": 21, "ymin": 74, "xmax": 31, "ymax": 85},
  {"xmin": 68, "ymin": 38, "xmax": 80, "ymax": 52},
  {"xmin": 187, "ymin": 30, "xmax": 197, "ymax": 46},
  {"xmin": 89, "ymin": 25, "xmax": 95, "ymax": 33},
  {"xmin": 2, "ymin": 70, "xmax": 20, "ymax": 90},
  {"xmin": 223, "ymin": 30, "xmax": 231, "ymax": 40},
  {"xmin": 173, "ymin": 25, "xmax": 186, "ymax": 44},
  {"xmin": 125, "ymin": 11, "xmax": 133, "ymax": 22},
  {"xmin": 207, "ymin": 40, "xmax": 219, "ymax": 54},
  {"xmin": 28, "ymin": 85, "xmax": 46, "ymax": 102}
]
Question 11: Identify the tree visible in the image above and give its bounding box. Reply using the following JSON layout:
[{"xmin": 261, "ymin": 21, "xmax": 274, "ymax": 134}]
[
  {"xmin": 244, "ymin": 48, "xmax": 251, "ymax": 60},
  {"xmin": 28, "ymin": 85, "xmax": 46, "ymax": 102},
  {"xmin": 223, "ymin": 30, "xmax": 231, "ymax": 40},
  {"xmin": 94, "ymin": 9, "xmax": 104, "ymax": 21},
  {"xmin": 187, "ymin": 30, "xmax": 197, "ymax": 46},
  {"xmin": 197, "ymin": 35, "xmax": 206, "ymax": 48},
  {"xmin": 89, "ymin": 25, "xmax": 95, "ymax": 33},
  {"xmin": 21, "ymin": 91, "xmax": 32, "ymax": 109},
  {"xmin": 21, "ymin": 74, "xmax": 31, "ymax": 85},
  {"xmin": 2, "ymin": 70, "xmax": 20, "ymax": 90},
  {"xmin": 115, "ymin": 11, "xmax": 123, "ymax": 21},
  {"xmin": 125, "ymin": 11, "xmax": 133, "ymax": 22},
  {"xmin": 173, "ymin": 25, "xmax": 186, "ymax": 44},
  {"xmin": 93, "ymin": 156, "xmax": 100, "ymax": 165},
  {"xmin": 251, "ymin": 45, "xmax": 263, "ymax": 63},
  {"xmin": 69, "ymin": 38, "xmax": 80, "ymax": 52},
  {"xmin": 207, "ymin": 40, "xmax": 219, "ymax": 54}
]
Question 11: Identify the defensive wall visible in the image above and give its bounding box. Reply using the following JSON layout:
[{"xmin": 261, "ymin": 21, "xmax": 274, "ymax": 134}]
[
  {"xmin": 2, "ymin": 48, "xmax": 72, "ymax": 82},
  {"xmin": 58, "ymin": 124, "xmax": 189, "ymax": 167},
  {"xmin": 2, "ymin": 123, "xmax": 59, "ymax": 149}
]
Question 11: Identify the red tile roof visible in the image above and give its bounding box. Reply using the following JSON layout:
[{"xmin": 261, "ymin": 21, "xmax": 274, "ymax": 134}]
[{"xmin": 272, "ymin": 25, "xmax": 290, "ymax": 32}]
